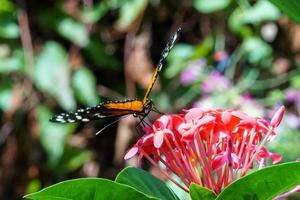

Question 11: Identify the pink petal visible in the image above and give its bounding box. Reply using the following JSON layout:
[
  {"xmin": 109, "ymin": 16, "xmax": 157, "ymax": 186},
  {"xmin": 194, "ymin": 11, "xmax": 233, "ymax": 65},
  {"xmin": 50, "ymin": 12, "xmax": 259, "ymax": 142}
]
[
  {"xmin": 257, "ymin": 119, "xmax": 269, "ymax": 130},
  {"xmin": 163, "ymin": 129, "xmax": 175, "ymax": 140},
  {"xmin": 142, "ymin": 134, "xmax": 154, "ymax": 143},
  {"xmin": 198, "ymin": 115, "xmax": 215, "ymax": 126},
  {"xmin": 269, "ymin": 153, "xmax": 282, "ymax": 164},
  {"xmin": 178, "ymin": 123, "xmax": 192, "ymax": 132},
  {"xmin": 153, "ymin": 120, "xmax": 164, "ymax": 131},
  {"xmin": 258, "ymin": 148, "xmax": 269, "ymax": 158},
  {"xmin": 238, "ymin": 118, "xmax": 256, "ymax": 127},
  {"xmin": 271, "ymin": 105, "xmax": 285, "ymax": 128},
  {"xmin": 185, "ymin": 108, "xmax": 203, "ymax": 121},
  {"xmin": 231, "ymin": 153, "xmax": 241, "ymax": 169},
  {"xmin": 212, "ymin": 154, "xmax": 227, "ymax": 170},
  {"xmin": 231, "ymin": 110, "xmax": 249, "ymax": 120},
  {"xmin": 182, "ymin": 125, "xmax": 198, "ymax": 141},
  {"xmin": 172, "ymin": 114, "xmax": 184, "ymax": 130},
  {"xmin": 221, "ymin": 111, "xmax": 232, "ymax": 125},
  {"xmin": 159, "ymin": 115, "xmax": 171, "ymax": 128},
  {"xmin": 154, "ymin": 130, "xmax": 164, "ymax": 148},
  {"xmin": 181, "ymin": 116, "xmax": 215, "ymax": 141},
  {"xmin": 124, "ymin": 146, "xmax": 138, "ymax": 160}
]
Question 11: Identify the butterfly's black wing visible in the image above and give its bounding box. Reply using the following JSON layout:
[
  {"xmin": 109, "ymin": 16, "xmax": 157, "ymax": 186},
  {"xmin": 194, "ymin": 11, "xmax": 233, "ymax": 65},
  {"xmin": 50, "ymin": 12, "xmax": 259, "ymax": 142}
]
[{"xmin": 50, "ymin": 99, "xmax": 143, "ymax": 123}]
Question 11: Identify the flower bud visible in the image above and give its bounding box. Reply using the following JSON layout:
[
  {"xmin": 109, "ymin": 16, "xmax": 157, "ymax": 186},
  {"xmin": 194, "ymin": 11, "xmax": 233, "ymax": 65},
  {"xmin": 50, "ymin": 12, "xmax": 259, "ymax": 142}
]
[{"xmin": 270, "ymin": 106, "xmax": 285, "ymax": 128}]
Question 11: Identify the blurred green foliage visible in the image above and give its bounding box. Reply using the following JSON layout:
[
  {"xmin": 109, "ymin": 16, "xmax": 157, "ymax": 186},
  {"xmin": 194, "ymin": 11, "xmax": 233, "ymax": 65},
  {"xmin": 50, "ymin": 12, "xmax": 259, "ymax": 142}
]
[
  {"xmin": 1, "ymin": 0, "xmax": 300, "ymax": 199},
  {"xmin": 72, "ymin": 67, "xmax": 99, "ymax": 106},
  {"xmin": 34, "ymin": 42, "xmax": 76, "ymax": 110},
  {"xmin": 270, "ymin": 0, "xmax": 300, "ymax": 24},
  {"xmin": 193, "ymin": 0, "xmax": 231, "ymax": 13}
]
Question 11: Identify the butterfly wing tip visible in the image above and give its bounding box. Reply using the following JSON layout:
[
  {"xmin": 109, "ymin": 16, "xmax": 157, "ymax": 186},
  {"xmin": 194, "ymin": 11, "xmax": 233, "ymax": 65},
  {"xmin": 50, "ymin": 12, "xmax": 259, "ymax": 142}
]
[
  {"xmin": 49, "ymin": 118, "xmax": 60, "ymax": 123},
  {"xmin": 49, "ymin": 117, "xmax": 55, "ymax": 122}
]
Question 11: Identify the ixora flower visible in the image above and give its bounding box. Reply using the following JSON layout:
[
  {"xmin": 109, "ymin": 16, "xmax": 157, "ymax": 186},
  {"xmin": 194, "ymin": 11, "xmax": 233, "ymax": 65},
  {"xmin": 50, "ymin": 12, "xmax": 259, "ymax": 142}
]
[{"xmin": 125, "ymin": 106, "xmax": 285, "ymax": 194}]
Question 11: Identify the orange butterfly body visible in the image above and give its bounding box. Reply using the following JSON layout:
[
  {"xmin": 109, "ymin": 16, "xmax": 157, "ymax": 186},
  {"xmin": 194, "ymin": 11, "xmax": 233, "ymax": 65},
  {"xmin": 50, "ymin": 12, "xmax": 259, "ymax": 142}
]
[{"xmin": 50, "ymin": 28, "xmax": 180, "ymax": 123}]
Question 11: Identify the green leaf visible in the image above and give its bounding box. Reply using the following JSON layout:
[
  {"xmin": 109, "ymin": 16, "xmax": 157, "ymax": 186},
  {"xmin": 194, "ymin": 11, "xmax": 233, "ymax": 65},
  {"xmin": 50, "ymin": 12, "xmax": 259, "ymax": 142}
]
[
  {"xmin": 0, "ymin": 49, "xmax": 24, "ymax": 73},
  {"xmin": 115, "ymin": 0, "xmax": 148, "ymax": 31},
  {"xmin": 26, "ymin": 179, "xmax": 42, "ymax": 195},
  {"xmin": 38, "ymin": 8, "xmax": 89, "ymax": 47},
  {"xmin": 82, "ymin": 1, "xmax": 110, "ymax": 23},
  {"xmin": 242, "ymin": 0, "xmax": 280, "ymax": 24},
  {"xmin": 290, "ymin": 74, "xmax": 300, "ymax": 89},
  {"xmin": 116, "ymin": 167, "xmax": 179, "ymax": 200},
  {"xmin": 193, "ymin": 36, "xmax": 214, "ymax": 58},
  {"xmin": 36, "ymin": 105, "xmax": 75, "ymax": 167},
  {"xmin": 164, "ymin": 44, "xmax": 195, "ymax": 79},
  {"xmin": 190, "ymin": 183, "xmax": 216, "ymax": 200},
  {"xmin": 0, "ymin": 85, "xmax": 13, "ymax": 111},
  {"xmin": 33, "ymin": 41, "xmax": 76, "ymax": 110},
  {"xmin": 265, "ymin": 90, "xmax": 285, "ymax": 105},
  {"xmin": 193, "ymin": 0, "xmax": 231, "ymax": 13},
  {"xmin": 269, "ymin": 0, "xmax": 300, "ymax": 24},
  {"xmin": 72, "ymin": 67, "xmax": 99, "ymax": 106},
  {"xmin": 56, "ymin": 146, "xmax": 91, "ymax": 173},
  {"xmin": 229, "ymin": 1, "xmax": 280, "ymax": 35},
  {"xmin": 241, "ymin": 37, "xmax": 272, "ymax": 63},
  {"xmin": 84, "ymin": 36, "xmax": 120, "ymax": 70},
  {"xmin": 0, "ymin": 12, "xmax": 19, "ymax": 39},
  {"xmin": 216, "ymin": 162, "xmax": 300, "ymax": 200},
  {"xmin": 228, "ymin": 8, "xmax": 252, "ymax": 37},
  {"xmin": 57, "ymin": 18, "xmax": 89, "ymax": 47},
  {"xmin": 0, "ymin": 0, "xmax": 16, "ymax": 12},
  {"xmin": 165, "ymin": 176, "xmax": 190, "ymax": 200},
  {"xmin": 24, "ymin": 178, "xmax": 153, "ymax": 200}
]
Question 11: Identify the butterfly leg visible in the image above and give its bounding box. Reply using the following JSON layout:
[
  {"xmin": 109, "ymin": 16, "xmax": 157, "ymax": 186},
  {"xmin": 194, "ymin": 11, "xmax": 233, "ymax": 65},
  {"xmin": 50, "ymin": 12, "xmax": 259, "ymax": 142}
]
[
  {"xmin": 134, "ymin": 114, "xmax": 151, "ymax": 135},
  {"xmin": 135, "ymin": 119, "xmax": 146, "ymax": 136},
  {"xmin": 135, "ymin": 125, "xmax": 142, "ymax": 136},
  {"xmin": 136, "ymin": 114, "xmax": 147, "ymax": 127}
]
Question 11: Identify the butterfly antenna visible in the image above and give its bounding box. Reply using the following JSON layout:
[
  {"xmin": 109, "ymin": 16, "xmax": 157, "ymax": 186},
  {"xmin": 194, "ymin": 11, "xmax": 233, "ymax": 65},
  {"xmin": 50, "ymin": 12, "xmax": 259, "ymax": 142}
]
[
  {"xmin": 95, "ymin": 117, "xmax": 123, "ymax": 135},
  {"xmin": 152, "ymin": 106, "xmax": 165, "ymax": 115}
]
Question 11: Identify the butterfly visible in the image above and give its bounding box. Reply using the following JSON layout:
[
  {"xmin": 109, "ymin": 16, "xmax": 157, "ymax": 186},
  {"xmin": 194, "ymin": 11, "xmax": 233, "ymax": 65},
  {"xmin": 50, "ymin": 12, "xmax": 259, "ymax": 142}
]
[{"xmin": 50, "ymin": 28, "xmax": 181, "ymax": 124}]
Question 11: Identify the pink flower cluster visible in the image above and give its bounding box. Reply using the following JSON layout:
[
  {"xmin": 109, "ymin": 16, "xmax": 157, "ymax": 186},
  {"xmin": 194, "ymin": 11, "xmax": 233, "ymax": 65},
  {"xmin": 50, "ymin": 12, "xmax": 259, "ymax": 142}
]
[{"xmin": 125, "ymin": 106, "xmax": 285, "ymax": 194}]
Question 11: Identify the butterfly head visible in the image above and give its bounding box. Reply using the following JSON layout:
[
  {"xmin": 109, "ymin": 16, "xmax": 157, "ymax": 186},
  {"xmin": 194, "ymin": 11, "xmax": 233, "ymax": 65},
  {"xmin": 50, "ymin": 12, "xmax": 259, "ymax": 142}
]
[{"xmin": 143, "ymin": 99, "xmax": 154, "ymax": 115}]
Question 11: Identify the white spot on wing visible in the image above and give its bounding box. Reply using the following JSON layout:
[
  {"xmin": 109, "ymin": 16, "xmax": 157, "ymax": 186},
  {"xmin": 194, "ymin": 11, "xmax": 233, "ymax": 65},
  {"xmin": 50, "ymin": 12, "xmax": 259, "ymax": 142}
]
[
  {"xmin": 55, "ymin": 118, "xmax": 66, "ymax": 123},
  {"xmin": 95, "ymin": 113, "xmax": 105, "ymax": 118}
]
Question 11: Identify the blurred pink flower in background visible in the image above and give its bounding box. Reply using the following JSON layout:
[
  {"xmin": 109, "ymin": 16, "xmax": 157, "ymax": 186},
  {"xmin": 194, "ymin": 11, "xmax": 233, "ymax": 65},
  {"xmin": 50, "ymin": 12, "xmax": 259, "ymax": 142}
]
[
  {"xmin": 286, "ymin": 89, "xmax": 300, "ymax": 106},
  {"xmin": 192, "ymin": 96, "xmax": 215, "ymax": 110},
  {"xmin": 125, "ymin": 106, "xmax": 285, "ymax": 194},
  {"xmin": 239, "ymin": 93, "xmax": 265, "ymax": 117},
  {"xmin": 180, "ymin": 58, "xmax": 206, "ymax": 85},
  {"xmin": 285, "ymin": 113, "xmax": 300, "ymax": 129},
  {"xmin": 201, "ymin": 71, "xmax": 231, "ymax": 94},
  {"xmin": 193, "ymin": 93, "xmax": 265, "ymax": 118}
]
